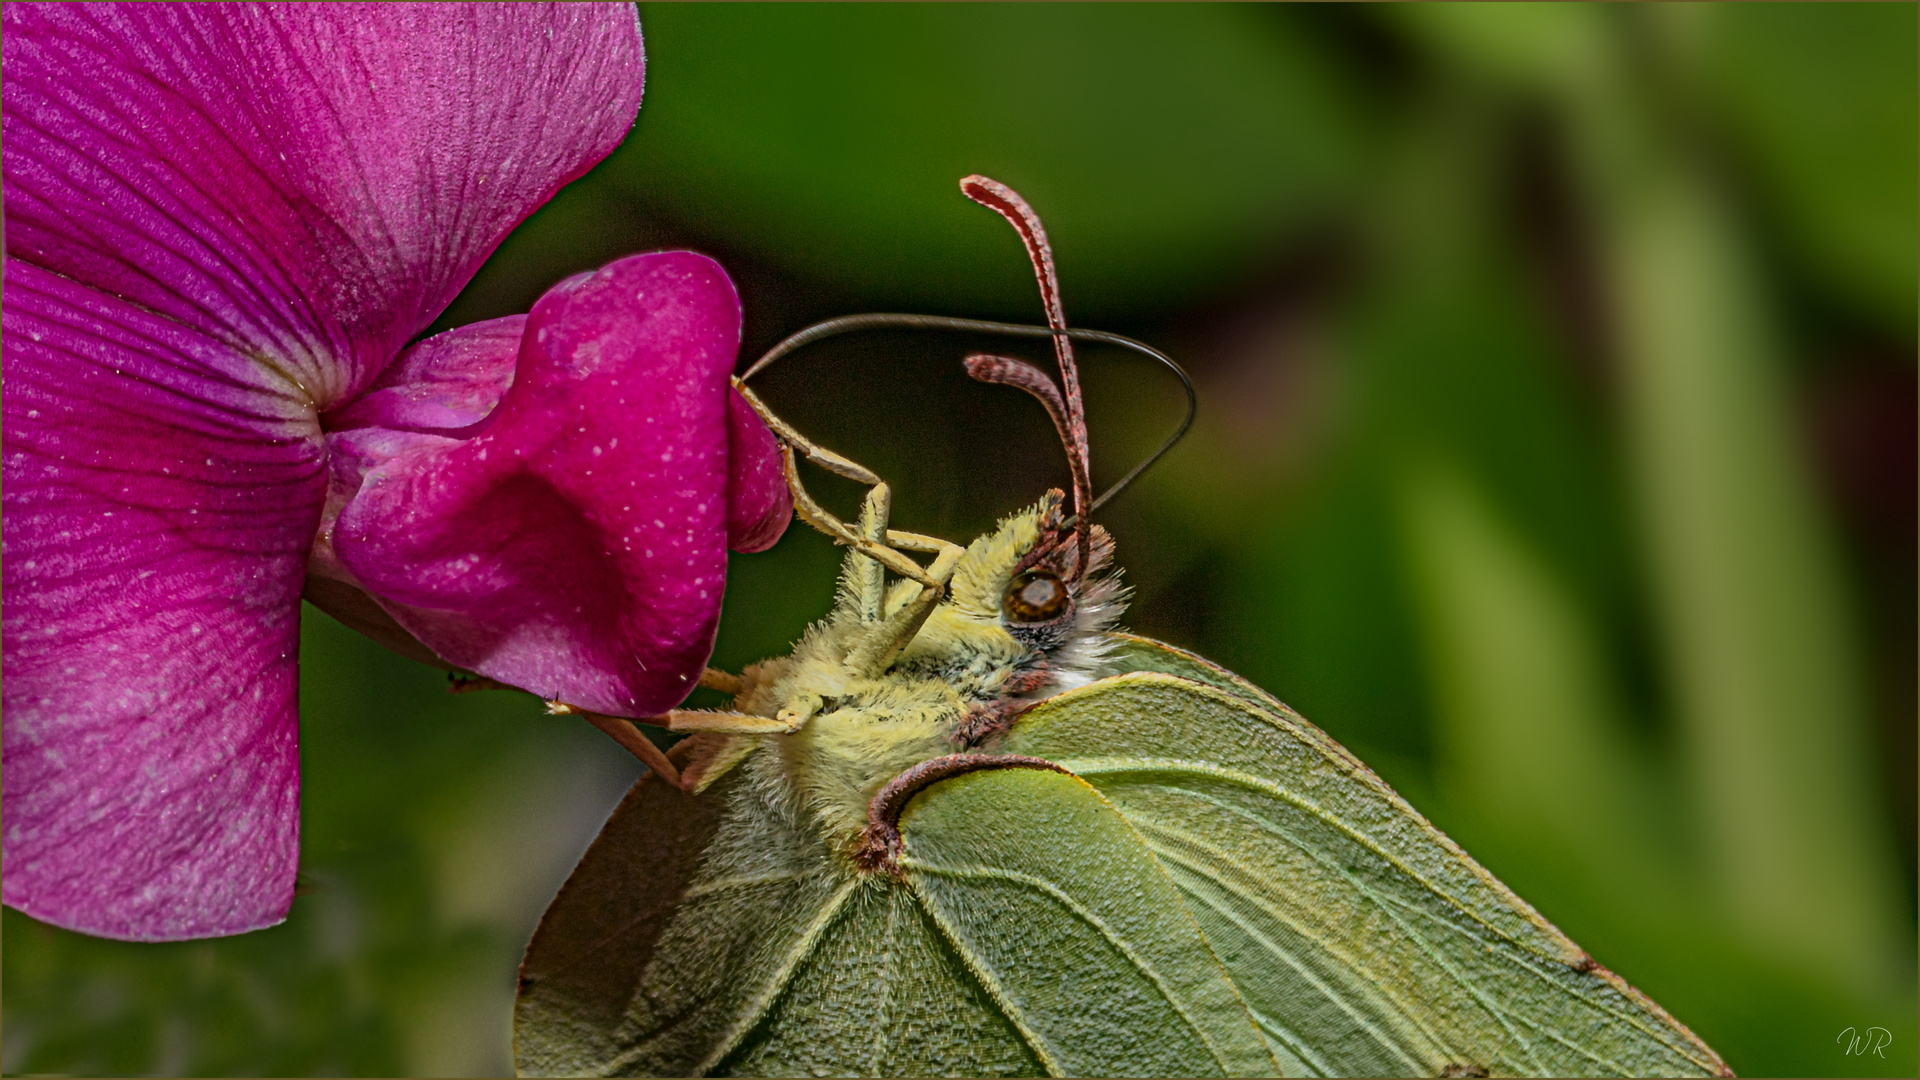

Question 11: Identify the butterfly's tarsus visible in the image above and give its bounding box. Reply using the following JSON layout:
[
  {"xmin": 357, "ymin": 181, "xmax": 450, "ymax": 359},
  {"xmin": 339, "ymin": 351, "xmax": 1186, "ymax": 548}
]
[
  {"xmin": 697, "ymin": 667, "xmax": 746, "ymax": 696},
  {"xmin": 550, "ymin": 702, "xmax": 684, "ymax": 789},
  {"xmin": 883, "ymin": 529, "xmax": 953, "ymax": 554},
  {"xmin": 844, "ymin": 543, "xmax": 964, "ymax": 677},
  {"xmin": 735, "ymin": 380, "xmax": 881, "ymax": 486},
  {"xmin": 851, "ymin": 485, "xmax": 891, "ymax": 621}
]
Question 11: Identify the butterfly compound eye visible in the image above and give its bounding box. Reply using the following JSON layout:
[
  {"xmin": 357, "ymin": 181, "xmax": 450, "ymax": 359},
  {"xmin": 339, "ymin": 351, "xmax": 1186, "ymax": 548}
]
[{"xmin": 1003, "ymin": 570, "xmax": 1070, "ymax": 624}]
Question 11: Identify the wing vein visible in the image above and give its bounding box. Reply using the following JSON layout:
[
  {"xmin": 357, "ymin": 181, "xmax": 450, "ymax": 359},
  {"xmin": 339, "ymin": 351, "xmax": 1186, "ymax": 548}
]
[
  {"xmin": 691, "ymin": 876, "xmax": 863, "ymax": 1077},
  {"xmin": 1059, "ymin": 757, "xmax": 1549, "ymax": 953},
  {"xmin": 1125, "ymin": 771, "xmax": 1701, "ymax": 1065},
  {"xmin": 1139, "ymin": 834, "xmax": 1437, "ymax": 1073},
  {"xmin": 1108, "ymin": 770, "xmax": 1684, "ymax": 1074},
  {"xmin": 1244, "ymin": 1006, "xmax": 1332, "ymax": 1079},
  {"xmin": 903, "ymin": 856, "xmax": 1239, "ymax": 1077},
  {"xmin": 905, "ymin": 873, "xmax": 1067, "ymax": 1078},
  {"xmin": 1126, "ymin": 791, "xmax": 1547, "ymax": 1074}
]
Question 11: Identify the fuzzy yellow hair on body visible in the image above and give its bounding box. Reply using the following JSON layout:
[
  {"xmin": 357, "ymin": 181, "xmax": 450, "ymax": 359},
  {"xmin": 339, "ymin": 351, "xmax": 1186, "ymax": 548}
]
[{"xmin": 728, "ymin": 497, "xmax": 1096, "ymax": 858}]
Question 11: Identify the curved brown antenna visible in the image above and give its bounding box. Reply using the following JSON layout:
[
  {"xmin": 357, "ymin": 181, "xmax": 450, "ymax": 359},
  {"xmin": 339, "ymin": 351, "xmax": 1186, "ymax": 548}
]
[{"xmin": 959, "ymin": 176, "xmax": 1092, "ymax": 578}]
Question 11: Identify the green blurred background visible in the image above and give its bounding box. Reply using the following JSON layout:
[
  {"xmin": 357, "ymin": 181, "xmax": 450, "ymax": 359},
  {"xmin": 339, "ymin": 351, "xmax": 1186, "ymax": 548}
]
[{"xmin": 5, "ymin": 4, "xmax": 1913, "ymax": 1076}]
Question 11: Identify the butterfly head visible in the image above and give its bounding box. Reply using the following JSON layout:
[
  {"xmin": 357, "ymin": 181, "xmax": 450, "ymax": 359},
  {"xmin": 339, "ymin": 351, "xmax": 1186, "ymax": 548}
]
[{"xmin": 889, "ymin": 488, "xmax": 1127, "ymax": 699}]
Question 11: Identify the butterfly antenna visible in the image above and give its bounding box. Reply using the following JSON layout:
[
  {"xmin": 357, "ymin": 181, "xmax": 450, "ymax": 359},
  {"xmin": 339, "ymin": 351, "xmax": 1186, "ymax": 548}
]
[{"xmin": 959, "ymin": 176, "xmax": 1092, "ymax": 578}]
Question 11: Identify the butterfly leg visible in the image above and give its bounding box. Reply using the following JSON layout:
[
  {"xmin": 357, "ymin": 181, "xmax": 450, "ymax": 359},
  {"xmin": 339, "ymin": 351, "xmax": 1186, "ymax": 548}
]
[
  {"xmin": 843, "ymin": 541, "xmax": 964, "ymax": 677},
  {"xmin": 775, "ymin": 443, "xmax": 945, "ymax": 587},
  {"xmin": 548, "ymin": 700, "xmax": 797, "ymax": 792},
  {"xmin": 735, "ymin": 380, "xmax": 949, "ymax": 589},
  {"xmin": 697, "ymin": 667, "xmax": 746, "ymax": 695},
  {"xmin": 733, "ymin": 379, "xmax": 966, "ymax": 672},
  {"xmin": 665, "ymin": 708, "xmax": 808, "ymax": 735},
  {"xmin": 547, "ymin": 702, "xmax": 686, "ymax": 789},
  {"xmin": 846, "ymin": 483, "xmax": 892, "ymax": 621}
]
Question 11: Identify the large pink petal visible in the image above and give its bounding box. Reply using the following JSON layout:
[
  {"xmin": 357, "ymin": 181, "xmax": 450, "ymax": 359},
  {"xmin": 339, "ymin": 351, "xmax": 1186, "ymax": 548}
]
[
  {"xmin": 2, "ymin": 3, "xmax": 645, "ymax": 409},
  {"xmin": 2, "ymin": 260, "xmax": 321, "ymax": 941},
  {"xmin": 332, "ymin": 252, "xmax": 787, "ymax": 716},
  {"xmin": 1, "ymin": 4, "xmax": 645, "ymax": 940}
]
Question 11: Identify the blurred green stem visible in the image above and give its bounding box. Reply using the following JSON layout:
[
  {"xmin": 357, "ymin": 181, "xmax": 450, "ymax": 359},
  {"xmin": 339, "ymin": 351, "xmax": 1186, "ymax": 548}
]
[
  {"xmin": 1401, "ymin": 464, "xmax": 1665, "ymax": 884},
  {"xmin": 1569, "ymin": 7, "xmax": 1904, "ymax": 992}
]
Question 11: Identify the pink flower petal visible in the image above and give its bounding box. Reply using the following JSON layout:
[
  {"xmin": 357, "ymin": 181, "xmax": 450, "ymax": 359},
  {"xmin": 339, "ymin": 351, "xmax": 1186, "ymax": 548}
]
[
  {"xmin": 726, "ymin": 387, "xmax": 792, "ymax": 553},
  {"xmin": 2, "ymin": 261, "xmax": 317, "ymax": 941},
  {"xmin": 2, "ymin": 3, "xmax": 645, "ymax": 409},
  {"xmin": 332, "ymin": 253, "xmax": 778, "ymax": 717},
  {"xmin": 325, "ymin": 316, "xmax": 526, "ymax": 436},
  {"xmin": 2, "ymin": 4, "xmax": 645, "ymax": 939},
  {"xmin": 304, "ymin": 318, "xmax": 528, "ymax": 665}
]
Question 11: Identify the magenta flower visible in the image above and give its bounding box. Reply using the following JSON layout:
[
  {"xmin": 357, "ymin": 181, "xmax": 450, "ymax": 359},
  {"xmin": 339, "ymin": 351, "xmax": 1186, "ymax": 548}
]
[{"xmin": 2, "ymin": 4, "xmax": 790, "ymax": 941}]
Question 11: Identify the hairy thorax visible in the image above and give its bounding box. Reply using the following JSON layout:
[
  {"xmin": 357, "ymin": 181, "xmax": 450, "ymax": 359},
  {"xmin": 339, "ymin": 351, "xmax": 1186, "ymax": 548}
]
[
  {"xmin": 740, "ymin": 600, "xmax": 1037, "ymax": 853},
  {"xmin": 716, "ymin": 495, "xmax": 1122, "ymax": 862}
]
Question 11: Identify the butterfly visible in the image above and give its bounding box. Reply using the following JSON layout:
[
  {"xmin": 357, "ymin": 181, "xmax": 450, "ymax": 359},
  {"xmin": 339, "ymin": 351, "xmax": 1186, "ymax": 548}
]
[{"xmin": 514, "ymin": 176, "xmax": 1730, "ymax": 1079}]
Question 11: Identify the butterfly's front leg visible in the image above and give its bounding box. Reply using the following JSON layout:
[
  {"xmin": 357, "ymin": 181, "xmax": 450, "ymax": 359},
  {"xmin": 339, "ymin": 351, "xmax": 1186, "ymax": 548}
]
[
  {"xmin": 734, "ymin": 380, "xmax": 949, "ymax": 590},
  {"xmin": 842, "ymin": 539, "xmax": 963, "ymax": 677}
]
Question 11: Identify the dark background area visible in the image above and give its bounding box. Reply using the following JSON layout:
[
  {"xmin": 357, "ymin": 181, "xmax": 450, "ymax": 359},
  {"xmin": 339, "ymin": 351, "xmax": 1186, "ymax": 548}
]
[{"xmin": 5, "ymin": 5, "xmax": 1914, "ymax": 1076}]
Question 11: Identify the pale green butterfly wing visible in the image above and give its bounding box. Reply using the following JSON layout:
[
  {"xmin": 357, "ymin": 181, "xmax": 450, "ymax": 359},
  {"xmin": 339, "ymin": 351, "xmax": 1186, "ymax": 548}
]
[
  {"xmin": 895, "ymin": 766, "xmax": 1280, "ymax": 1077},
  {"xmin": 717, "ymin": 875, "xmax": 1045, "ymax": 1077},
  {"xmin": 1105, "ymin": 630, "xmax": 1296, "ymax": 714},
  {"xmin": 515, "ymin": 768, "xmax": 728, "ymax": 1075},
  {"xmin": 516, "ymin": 635, "xmax": 1727, "ymax": 1077},
  {"xmin": 517, "ymin": 768, "xmax": 862, "ymax": 1076},
  {"xmin": 999, "ymin": 656, "xmax": 1732, "ymax": 1078},
  {"xmin": 518, "ymin": 759, "xmax": 1281, "ymax": 1076}
]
